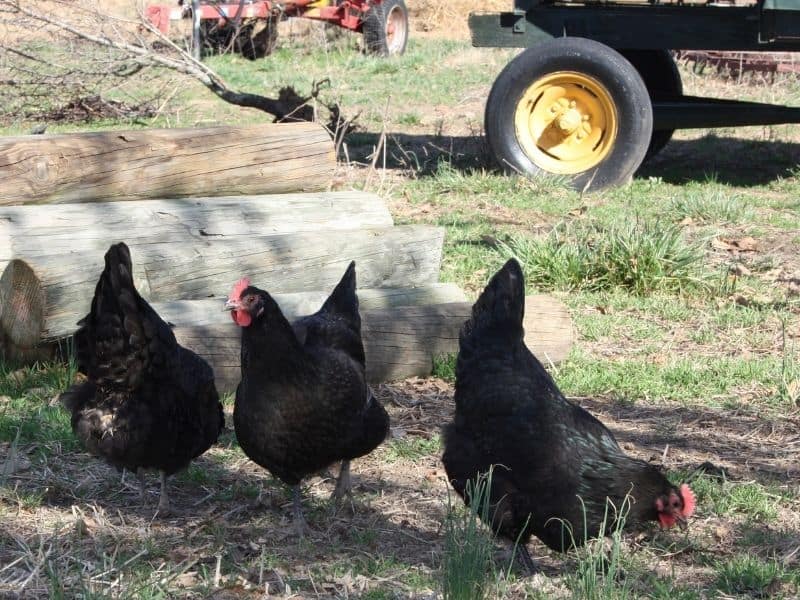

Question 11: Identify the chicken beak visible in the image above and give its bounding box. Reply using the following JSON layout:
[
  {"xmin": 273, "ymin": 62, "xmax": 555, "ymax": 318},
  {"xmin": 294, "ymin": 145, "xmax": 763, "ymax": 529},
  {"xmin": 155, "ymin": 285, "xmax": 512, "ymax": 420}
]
[
  {"xmin": 677, "ymin": 515, "xmax": 688, "ymax": 531},
  {"xmin": 223, "ymin": 299, "xmax": 239, "ymax": 311}
]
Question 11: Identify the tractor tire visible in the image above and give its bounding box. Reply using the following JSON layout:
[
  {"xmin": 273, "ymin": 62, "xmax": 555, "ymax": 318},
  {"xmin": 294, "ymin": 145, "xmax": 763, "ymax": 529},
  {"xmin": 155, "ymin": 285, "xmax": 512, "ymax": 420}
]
[
  {"xmin": 619, "ymin": 49, "xmax": 682, "ymax": 162},
  {"xmin": 363, "ymin": 0, "xmax": 408, "ymax": 57},
  {"xmin": 485, "ymin": 37, "xmax": 653, "ymax": 192}
]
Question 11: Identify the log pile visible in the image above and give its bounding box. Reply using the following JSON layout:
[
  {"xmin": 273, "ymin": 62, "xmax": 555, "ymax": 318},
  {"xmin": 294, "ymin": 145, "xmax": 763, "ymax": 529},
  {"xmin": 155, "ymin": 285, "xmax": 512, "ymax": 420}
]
[{"xmin": 0, "ymin": 122, "xmax": 574, "ymax": 390}]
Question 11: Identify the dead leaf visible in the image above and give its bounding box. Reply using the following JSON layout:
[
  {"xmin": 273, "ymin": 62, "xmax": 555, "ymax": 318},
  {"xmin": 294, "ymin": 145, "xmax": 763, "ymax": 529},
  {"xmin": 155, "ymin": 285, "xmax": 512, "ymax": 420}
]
[
  {"xmin": 714, "ymin": 236, "xmax": 759, "ymax": 253},
  {"xmin": 734, "ymin": 236, "xmax": 758, "ymax": 251},
  {"xmin": 7, "ymin": 369, "xmax": 26, "ymax": 384},
  {"xmin": 175, "ymin": 572, "xmax": 200, "ymax": 588},
  {"xmin": 714, "ymin": 524, "xmax": 732, "ymax": 541},
  {"xmin": 729, "ymin": 263, "xmax": 751, "ymax": 277},
  {"xmin": 679, "ymin": 216, "xmax": 694, "ymax": 226},
  {"xmin": 787, "ymin": 380, "xmax": 799, "ymax": 404},
  {"xmin": 568, "ymin": 205, "xmax": 587, "ymax": 217},
  {"xmin": 712, "ymin": 238, "xmax": 732, "ymax": 251}
]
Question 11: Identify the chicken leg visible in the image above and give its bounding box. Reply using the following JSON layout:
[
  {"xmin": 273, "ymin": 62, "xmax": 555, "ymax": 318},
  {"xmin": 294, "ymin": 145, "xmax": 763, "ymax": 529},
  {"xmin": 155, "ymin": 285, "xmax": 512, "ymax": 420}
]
[
  {"xmin": 515, "ymin": 544, "xmax": 538, "ymax": 575},
  {"xmin": 157, "ymin": 471, "xmax": 171, "ymax": 516},
  {"xmin": 331, "ymin": 460, "xmax": 352, "ymax": 505},
  {"xmin": 137, "ymin": 467, "xmax": 147, "ymax": 504},
  {"xmin": 292, "ymin": 485, "xmax": 310, "ymax": 537}
]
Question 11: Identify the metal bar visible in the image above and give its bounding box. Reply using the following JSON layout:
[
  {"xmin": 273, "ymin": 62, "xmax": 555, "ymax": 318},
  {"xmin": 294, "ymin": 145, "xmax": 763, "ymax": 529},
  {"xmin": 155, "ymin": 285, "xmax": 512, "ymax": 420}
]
[
  {"xmin": 653, "ymin": 95, "xmax": 800, "ymax": 130},
  {"xmin": 191, "ymin": 0, "xmax": 201, "ymax": 60},
  {"xmin": 470, "ymin": 5, "xmax": 800, "ymax": 50}
]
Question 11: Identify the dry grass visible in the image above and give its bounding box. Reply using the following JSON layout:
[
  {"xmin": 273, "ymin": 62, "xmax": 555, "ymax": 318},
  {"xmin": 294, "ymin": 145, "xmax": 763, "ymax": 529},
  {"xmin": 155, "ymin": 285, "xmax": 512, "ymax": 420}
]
[
  {"xmin": 1, "ymin": 378, "xmax": 798, "ymax": 598},
  {"xmin": 408, "ymin": 0, "xmax": 508, "ymax": 36}
]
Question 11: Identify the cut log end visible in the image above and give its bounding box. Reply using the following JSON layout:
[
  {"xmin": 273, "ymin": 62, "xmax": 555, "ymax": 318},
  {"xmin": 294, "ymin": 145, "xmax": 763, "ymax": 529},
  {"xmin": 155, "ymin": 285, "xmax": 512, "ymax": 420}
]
[{"xmin": 0, "ymin": 259, "xmax": 45, "ymax": 357}]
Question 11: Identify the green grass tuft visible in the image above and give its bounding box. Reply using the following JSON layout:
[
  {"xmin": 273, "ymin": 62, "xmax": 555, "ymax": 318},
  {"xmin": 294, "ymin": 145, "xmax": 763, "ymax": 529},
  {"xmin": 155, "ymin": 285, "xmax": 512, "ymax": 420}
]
[
  {"xmin": 440, "ymin": 469, "xmax": 499, "ymax": 600},
  {"xmin": 383, "ymin": 435, "xmax": 441, "ymax": 462},
  {"xmin": 432, "ymin": 354, "xmax": 457, "ymax": 381},
  {"xmin": 714, "ymin": 555, "xmax": 785, "ymax": 597},
  {"xmin": 500, "ymin": 219, "xmax": 709, "ymax": 295}
]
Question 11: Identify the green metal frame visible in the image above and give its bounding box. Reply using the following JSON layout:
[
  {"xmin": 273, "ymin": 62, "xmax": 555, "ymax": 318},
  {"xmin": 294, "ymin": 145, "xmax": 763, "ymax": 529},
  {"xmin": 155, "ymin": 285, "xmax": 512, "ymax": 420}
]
[{"xmin": 470, "ymin": 0, "xmax": 800, "ymax": 50}]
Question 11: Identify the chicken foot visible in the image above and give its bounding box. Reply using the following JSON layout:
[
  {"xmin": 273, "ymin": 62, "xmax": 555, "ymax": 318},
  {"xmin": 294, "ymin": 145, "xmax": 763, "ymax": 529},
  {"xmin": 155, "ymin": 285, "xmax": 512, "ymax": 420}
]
[{"xmin": 515, "ymin": 544, "xmax": 538, "ymax": 575}]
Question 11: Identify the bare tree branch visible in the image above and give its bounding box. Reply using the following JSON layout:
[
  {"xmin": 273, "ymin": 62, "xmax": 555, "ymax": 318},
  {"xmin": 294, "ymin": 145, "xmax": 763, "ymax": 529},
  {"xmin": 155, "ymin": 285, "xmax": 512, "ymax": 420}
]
[{"xmin": 0, "ymin": 0, "xmax": 337, "ymax": 123}]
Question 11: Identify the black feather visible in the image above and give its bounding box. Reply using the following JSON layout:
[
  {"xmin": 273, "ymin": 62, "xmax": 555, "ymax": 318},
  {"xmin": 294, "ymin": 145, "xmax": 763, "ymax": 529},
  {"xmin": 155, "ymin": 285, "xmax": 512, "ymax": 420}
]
[
  {"xmin": 60, "ymin": 242, "xmax": 224, "ymax": 481},
  {"xmin": 442, "ymin": 258, "xmax": 684, "ymax": 553},
  {"xmin": 233, "ymin": 261, "xmax": 389, "ymax": 487}
]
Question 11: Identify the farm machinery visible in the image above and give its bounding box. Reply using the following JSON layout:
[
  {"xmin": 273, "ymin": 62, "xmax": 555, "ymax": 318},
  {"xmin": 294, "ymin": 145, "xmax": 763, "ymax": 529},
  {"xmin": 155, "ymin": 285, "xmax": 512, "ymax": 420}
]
[
  {"xmin": 146, "ymin": 0, "xmax": 409, "ymax": 59},
  {"xmin": 470, "ymin": 0, "xmax": 800, "ymax": 191}
]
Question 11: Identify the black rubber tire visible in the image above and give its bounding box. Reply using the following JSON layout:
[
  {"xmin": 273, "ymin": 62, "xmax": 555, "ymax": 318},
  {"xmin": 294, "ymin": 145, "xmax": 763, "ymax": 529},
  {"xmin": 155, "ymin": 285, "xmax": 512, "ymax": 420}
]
[
  {"xmin": 363, "ymin": 0, "xmax": 408, "ymax": 56},
  {"xmin": 619, "ymin": 49, "xmax": 682, "ymax": 162},
  {"xmin": 485, "ymin": 37, "xmax": 653, "ymax": 192}
]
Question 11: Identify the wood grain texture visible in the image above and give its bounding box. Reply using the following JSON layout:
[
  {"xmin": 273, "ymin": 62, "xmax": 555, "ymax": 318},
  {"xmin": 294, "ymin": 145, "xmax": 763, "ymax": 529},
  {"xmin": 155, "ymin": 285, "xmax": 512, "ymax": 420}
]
[
  {"xmin": 173, "ymin": 295, "xmax": 573, "ymax": 390},
  {"xmin": 0, "ymin": 191, "xmax": 394, "ymax": 272},
  {"xmin": 0, "ymin": 225, "xmax": 445, "ymax": 350},
  {"xmin": 45, "ymin": 283, "xmax": 468, "ymax": 341},
  {"xmin": 0, "ymin": 122, "xmax": 335, "ymax": 205}
]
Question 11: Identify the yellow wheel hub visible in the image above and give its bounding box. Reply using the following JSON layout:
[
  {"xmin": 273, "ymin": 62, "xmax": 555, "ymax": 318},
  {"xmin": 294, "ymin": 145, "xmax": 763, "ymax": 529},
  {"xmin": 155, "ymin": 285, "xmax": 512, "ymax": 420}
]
[{"xmin": 514, "ymin": 72, "xmax": 617, "ymax": 175}]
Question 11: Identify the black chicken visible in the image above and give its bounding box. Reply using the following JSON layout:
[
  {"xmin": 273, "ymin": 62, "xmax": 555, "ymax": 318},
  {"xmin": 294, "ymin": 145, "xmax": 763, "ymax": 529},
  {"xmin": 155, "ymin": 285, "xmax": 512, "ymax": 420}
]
[
  {"xmin": 60, "ymin": 242, "xmax": 224, "ymax": 514},
  {"xmin": 226, "ymin": 261, "xmax": 389, "ymax": 534},
  {"xmin": 441, "ymin": 259, "xmax": 695, "ymax": 571}
]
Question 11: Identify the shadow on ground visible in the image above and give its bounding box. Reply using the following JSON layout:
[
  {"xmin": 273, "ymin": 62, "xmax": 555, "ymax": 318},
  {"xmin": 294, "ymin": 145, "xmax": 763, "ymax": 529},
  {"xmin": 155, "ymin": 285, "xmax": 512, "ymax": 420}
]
[{"xmin": 343, "ymin": 130, "xmax": 800, "ymax": 188}]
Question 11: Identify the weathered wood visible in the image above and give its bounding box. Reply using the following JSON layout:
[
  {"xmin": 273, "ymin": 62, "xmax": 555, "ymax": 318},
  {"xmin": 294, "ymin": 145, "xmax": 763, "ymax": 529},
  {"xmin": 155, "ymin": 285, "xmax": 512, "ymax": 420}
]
[
  {"xmin": 0, "ymin": 226, "xmax": 445, "ymax": 352},
  {"xmin": 172, "ymin": 296, "xmax": 573, "ymax": 390},
  {"xmin": 0, "ymin": 122, "xmax": 335, "ymax": 206},
  {"xmin": 0, "ymin": 191, "xmax": 394, "ymax": 271},
  {"xmin": 44, "ymin": 283, "xmax": 468, "ymax": 342}
]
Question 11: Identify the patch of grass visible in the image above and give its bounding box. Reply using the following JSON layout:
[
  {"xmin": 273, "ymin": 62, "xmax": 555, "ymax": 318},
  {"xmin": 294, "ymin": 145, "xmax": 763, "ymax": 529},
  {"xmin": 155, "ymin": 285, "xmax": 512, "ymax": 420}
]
[
  {"xmin": 500, "ymin": 219, "xmax": 709, "ymax": 295},
  {"xmin": 688, "ymin": 474, "xmax": 781, "ymax": 521},
  {"xmin": 714, "ymin": 555, "xmax": 785, "ymax": 598},
  {"xmin": 383, "ymin": 435, "xmax": 441, "ymax": 462},
  {"xmin": 440, "ymin": 470, "xmax": 498, "ymax": 600},
  {"xmin": 432, "ymin": 354, "xmax": 457, "ymax": 381},
  {"xmin": 557, "ymin": 350, "xmax": 782, "ymax": 406},
  {"xmin": 645, "ymin": 575, "xmax": 702, "ymax": 600},
  {"xmin": 666, "ymin": 188, "xmax": 754, "ymax": 224},
  {"xmin": 0, "ymin": 362, "xmax": 79, "ymax": 451},
  {"xmin": 566, "ymin": 497, "xmax": 632, "ymax": 600},
  {"xmin": 397, "ymin": 112, "xmax": 422, "ymax": 126}
]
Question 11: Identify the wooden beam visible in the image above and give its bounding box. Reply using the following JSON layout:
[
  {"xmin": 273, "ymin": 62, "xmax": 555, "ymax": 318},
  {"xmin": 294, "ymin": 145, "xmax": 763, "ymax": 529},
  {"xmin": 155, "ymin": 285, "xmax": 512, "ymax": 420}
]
[
  {"xmin": 0, "ymin": 226, "xmax": 445, "ymax": 353},
  {"xmin": 0, "ymin": 122, "xmax": 335, "ymax": 206},
  {"xmin": 173, "ymin": 295, "xmax": 573, "ymax": 390},
  {"xmin": 0, "ymin": 191, "xmax": 394, "ymax": 272}
]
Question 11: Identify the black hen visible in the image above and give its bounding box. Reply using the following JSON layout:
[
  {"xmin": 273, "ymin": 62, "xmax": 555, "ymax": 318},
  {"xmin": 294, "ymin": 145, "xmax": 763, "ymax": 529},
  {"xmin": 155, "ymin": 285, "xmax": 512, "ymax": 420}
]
[
  {"xmin": 442, "ymin": 259, "xmax": 695, "ymax": 571},
  {"xmin": 227, "ymin": 261, "xmax": 389, "ymax": 534},
  {"xmin": 60, "ymin": 242, "xmax": 224, "ymax": 514}
]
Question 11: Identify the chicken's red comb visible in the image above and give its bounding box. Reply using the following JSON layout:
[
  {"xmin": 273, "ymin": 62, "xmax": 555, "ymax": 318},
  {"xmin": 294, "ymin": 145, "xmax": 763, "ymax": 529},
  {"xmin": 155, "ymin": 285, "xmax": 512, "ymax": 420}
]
[
  {"xmin": 229, "ymin": 277, "xmax": 251, "ymax": 302},
  {"xmin": 680, "ymin": 483, "xmax": 696, "ymax": 518}
]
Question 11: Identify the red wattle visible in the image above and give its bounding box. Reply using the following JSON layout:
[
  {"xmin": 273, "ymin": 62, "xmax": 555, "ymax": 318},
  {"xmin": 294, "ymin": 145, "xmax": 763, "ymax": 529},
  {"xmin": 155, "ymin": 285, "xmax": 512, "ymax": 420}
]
[{"xmin": 232, "ymin": 310, "xmax": 252, "ymax": 327}]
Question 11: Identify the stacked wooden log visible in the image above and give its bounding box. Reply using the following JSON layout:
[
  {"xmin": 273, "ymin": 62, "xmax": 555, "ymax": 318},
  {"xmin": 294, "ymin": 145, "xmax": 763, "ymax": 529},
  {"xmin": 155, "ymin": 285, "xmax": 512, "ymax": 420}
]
[{"xmin": 0, "ymin": 122, "xmax": 573, "ymax": 391}]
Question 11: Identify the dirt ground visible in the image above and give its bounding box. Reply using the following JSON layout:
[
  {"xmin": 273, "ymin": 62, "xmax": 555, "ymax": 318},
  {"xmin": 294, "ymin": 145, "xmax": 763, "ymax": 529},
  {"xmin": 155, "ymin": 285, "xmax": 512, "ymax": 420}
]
[{"xmin": 2, "ymin": 377, "xmax": 798, "ymax": 597}]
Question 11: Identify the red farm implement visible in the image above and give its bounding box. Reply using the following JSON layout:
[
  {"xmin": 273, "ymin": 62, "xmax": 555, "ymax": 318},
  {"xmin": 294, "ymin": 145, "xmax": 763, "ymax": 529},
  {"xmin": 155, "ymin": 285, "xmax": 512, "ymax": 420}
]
[{"xmin": 146, "ymin": 0, "xmax": 409, "ymax": 59}]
